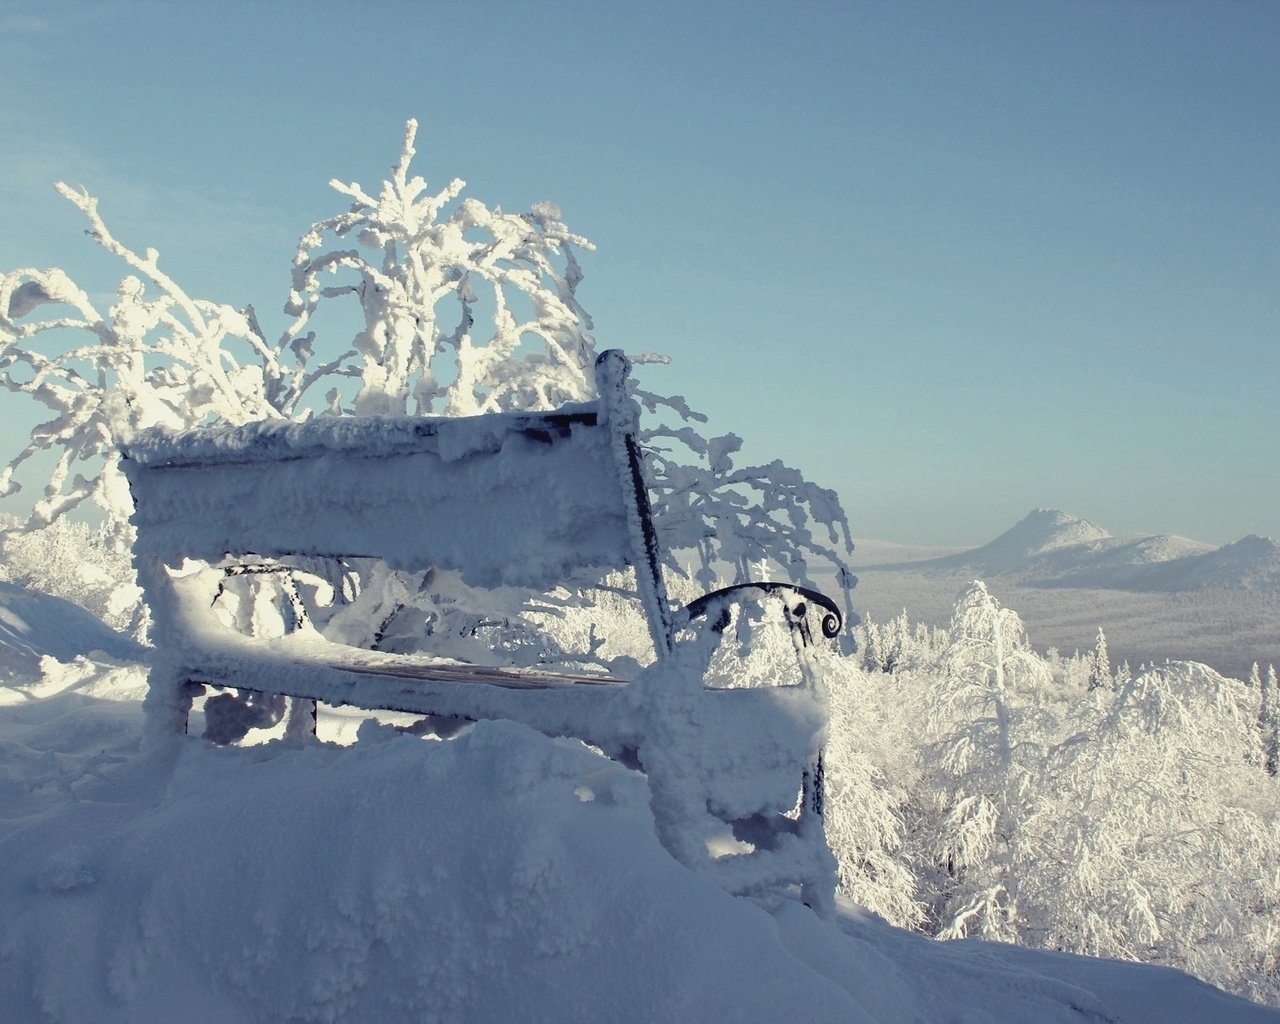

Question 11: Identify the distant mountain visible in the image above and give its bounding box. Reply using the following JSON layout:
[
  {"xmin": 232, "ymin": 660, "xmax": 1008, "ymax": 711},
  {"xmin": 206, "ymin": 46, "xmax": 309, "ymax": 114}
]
[
  {"xmin": 924, "ymin": 509, "xmax": 1114, "ymax": 575},
  {"xmin": 1042, "ymin": 534, "xmax": 1280, "ymax": 592},
  {"xmin": 857, "ymin": 509, "xmax": 1279, "ymax": 593}
]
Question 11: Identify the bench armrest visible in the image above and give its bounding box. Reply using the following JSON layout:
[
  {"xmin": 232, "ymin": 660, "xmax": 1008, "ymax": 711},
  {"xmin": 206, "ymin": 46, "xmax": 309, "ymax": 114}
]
[{"xmin": 673, "ymin": 582, "xmax": 842, "ymax": 648}]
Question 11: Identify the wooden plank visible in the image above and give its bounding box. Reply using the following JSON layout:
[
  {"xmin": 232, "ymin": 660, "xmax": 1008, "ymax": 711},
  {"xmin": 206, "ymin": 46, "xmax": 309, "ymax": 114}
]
[{"xmin": 323, "ymin": 655, "xmax": 626, "ymax": 690}]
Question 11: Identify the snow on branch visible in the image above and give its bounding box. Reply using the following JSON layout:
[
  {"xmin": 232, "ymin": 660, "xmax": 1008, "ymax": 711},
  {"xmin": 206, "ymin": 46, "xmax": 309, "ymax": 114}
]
[
  {"xmin": 628, "ymin": 381, "xmax": 855, "ymax": 638},
  {"xmin": 281, "ymin": 119, "xmax": 599, "ymax": 418},
  {"xmin": 0, "ymin": 189, "xmax": 284, "ymax": 550}
]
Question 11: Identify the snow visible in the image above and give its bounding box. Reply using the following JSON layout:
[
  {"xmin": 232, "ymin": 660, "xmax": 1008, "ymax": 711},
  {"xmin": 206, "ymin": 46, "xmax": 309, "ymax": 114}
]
[
  {"xmin": 0, "ymin": 587, "xmax": 1277, "ymax": 1023},
  {"xmin": 0, "ymin": 580, "xmax": 143, "ymax": 678},
  {"xmin": 124, "ymin": 404, "xmax": 632, "ymax": 589}
]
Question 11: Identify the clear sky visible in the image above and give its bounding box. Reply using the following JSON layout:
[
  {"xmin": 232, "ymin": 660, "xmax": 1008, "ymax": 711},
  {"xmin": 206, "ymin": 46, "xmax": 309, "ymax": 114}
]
[{"xmin": 1, "ymin": 0, "xmax": 1276, "ymax": 547}]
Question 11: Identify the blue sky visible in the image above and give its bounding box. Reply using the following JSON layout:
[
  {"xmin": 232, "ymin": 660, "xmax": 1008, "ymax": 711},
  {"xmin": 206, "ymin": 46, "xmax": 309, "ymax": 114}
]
[{"xmin": 1, "ymin": 0, "xmax": 1276, "ymax": 547}]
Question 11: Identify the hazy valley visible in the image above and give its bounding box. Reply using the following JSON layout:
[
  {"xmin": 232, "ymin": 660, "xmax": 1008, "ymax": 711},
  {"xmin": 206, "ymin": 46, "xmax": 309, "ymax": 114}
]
[{"xmin": 848, "ymin": 509, "xmax": 1280, "ymax": 677}]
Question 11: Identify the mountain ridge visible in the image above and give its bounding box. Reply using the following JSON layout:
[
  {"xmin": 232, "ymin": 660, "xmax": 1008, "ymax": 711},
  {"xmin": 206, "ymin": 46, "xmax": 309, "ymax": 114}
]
[{"xmin": 855, "ymin": 509, "xmax": 1279, "ymax": 593}]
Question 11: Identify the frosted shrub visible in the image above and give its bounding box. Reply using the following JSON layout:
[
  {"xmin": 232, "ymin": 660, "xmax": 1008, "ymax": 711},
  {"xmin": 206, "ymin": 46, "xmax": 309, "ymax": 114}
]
[
  {"xmin": 824, "ymin": 658, "xmax": 923, "ymax": 927},
  {"xmin": 798, "ymin": 587, "xmax": 1280, "ymax": 1004},
  {"xmin": 917, "ymin": 583, "xmax": 1055, "ymax": 940},
  {"xmin": 279, "ymin": 119, "xmax": 597, "ymax": 419},
  {"xmin": 632, "ymin": 383, "xmax": 855, "ymax": 632},
  {"xmin": 1034, "ymin": 662, "xmax": 1280, "ymax": 1001},
  {"xmin": 0, "ymin": 515, "xmax": 140, "ymax": 633}
]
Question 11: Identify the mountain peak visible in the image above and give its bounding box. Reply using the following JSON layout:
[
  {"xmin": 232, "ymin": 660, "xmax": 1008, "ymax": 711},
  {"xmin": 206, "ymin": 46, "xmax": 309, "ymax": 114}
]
[
  {"xmin": 1225, "ymin": 534, "xmax": 1280, "ymax": 554},
  {"xmin": 988, "ymin": 508, "xmax": 1111, "ymax": 557}
]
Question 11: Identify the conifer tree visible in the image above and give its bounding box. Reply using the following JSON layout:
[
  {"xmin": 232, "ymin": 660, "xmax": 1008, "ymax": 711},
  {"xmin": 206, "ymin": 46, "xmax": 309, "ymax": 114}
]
[
  {"xmin": 1087, "ymin": 627, "xmax": 1112, "ymax": 692},
  {"xmin": 1261, "ymin": 664, "xmax": 1279, "ymax": 778}
]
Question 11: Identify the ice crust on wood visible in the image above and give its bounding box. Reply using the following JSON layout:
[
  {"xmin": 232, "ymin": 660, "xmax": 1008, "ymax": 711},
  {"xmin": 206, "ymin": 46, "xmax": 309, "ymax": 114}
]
[{"xmin": 124, "ymin": 404, "xmax": 630, "ymax": 590}]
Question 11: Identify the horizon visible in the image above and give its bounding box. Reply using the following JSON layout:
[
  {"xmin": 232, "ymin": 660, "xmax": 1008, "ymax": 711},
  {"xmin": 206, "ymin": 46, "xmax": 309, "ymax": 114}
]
[
  {"xmin": 857, "ymin": 504, "xmax": 1279, "ymax": 554},
  {"xmin": 1, "ymin": 1, "xmax": 1276, "ymax": 548}
]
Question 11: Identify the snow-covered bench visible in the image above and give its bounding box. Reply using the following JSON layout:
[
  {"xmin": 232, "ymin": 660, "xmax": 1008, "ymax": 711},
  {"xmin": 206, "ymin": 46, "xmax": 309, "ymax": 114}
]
[{"xmin": 122, "ymin": 349, "xmax": 842, "ymax": 911}]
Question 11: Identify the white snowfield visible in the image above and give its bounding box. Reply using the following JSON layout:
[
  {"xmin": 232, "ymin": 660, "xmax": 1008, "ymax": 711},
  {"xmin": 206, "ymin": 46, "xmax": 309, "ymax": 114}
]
[{"xmin": 0, "ymin": 592, "xmax": 1276, "ymax": 1023}]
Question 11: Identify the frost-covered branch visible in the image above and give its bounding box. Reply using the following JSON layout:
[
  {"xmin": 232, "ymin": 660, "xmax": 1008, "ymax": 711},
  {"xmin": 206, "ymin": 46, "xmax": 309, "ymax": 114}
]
[
  {"xmin": 0, "ymin": 187, "xmax": 284, "ymax": 550},
  {"xmin": 280, "ymin": 119, "xmax": 598, "ymax": 418},
  {"xmin": 628, "ymin": 381, "xmax": 855, "ymax": 636}
]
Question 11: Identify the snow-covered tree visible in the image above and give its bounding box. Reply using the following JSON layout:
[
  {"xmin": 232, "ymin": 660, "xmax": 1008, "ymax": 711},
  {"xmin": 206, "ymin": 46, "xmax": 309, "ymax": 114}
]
[
  {"xmin": 0, "ymin": 187, "xmax": 287, "ymax": 594},
  {"xmin": 1260, "ymin": 663, "xmax": 1279, "ymax": 778},
  {"xmin": 920, "ymin": 581, "xmax": 1054, "ymax": 941},
  {"xmin": 1088, "ymin": 627, "xmax": 1112, "ymax": 693},
  {"xmin": 824, "ymin": 660, "xmax": 922, "ymax": 927},
  {"xmin": 276, "ymin": 119, "xmax": 596, "ymax": 419},
  {"xmin": 629, "ymin": 385, "xmax": 855, "ymax": 640},
  {"xmin": 0, "ymin": 513, "xmax": 138, "ymax": 631},
  {"xmin": 1032, "ymin": 662, "xmax": 1280, "ymax": 1001}
]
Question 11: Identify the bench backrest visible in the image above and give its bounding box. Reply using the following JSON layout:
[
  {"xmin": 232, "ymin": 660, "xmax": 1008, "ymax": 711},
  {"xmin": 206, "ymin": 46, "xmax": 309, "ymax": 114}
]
[{"xmin": 122, "ymin": 350, "xmax": 675, "ymax": 655}]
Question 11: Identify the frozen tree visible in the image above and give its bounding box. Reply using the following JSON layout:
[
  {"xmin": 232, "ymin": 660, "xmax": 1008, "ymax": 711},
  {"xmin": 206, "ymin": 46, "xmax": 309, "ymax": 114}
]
[
  {"xmin": 822, "ymin": 658, "xmax": 924, "ymax": 927},
  {"xmin": 1261, "ymin": 664, "xmax": 1279, "ymax": 778},
  {"xmin": 277, "ymin": 119, "xmax": 597, "ymax": 419},
  {"xmin": 1030, "ymin": 662, "xmax": 1280, "ymax": 1001},
  {"xmin": 854, "ymin": 610, "xmax": 936, "ymax": 676},
  {"xmin": 855, "ymin": 612, "xmax": 950, "ymax": 677},
  {"xmin": 0, "ymin": 514, "xmax": 138, "ymax": 631},
  {"xmin": 859, "ymin": 619, "xmax": 885, "ymax": 673},
  {"xmin": 627, "ymin": 383, "xmax": 856, "ymax": 641},
  {"xmin": 921, "ymin": 581, "xmax": 1054, "ymax": 941},
  {"xmin": 938, "ymin": 582, "xmax": 1051, "ymax": 767},
  {"xmin": 1087, "ymin": 627, "xmax": 1112, "ymax": 693}
]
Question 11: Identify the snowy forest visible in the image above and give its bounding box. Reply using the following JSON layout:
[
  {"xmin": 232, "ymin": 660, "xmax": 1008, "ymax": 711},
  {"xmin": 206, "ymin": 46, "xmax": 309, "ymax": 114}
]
[{"xmin": 1, "ymin": 124, "xmax": 1277, "ymax": 1018}]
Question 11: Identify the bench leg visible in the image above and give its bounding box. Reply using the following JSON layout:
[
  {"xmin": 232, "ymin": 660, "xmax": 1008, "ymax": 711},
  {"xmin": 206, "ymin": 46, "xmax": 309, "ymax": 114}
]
[
  {"xmin": 798, "ymin": 750, "xmax": 838, "ymax": 917},
  {"xmin": 142, "ymin": 670, "xmax": 201, "ymax": 736},
  {"xmin": 283, "ymin": 697, "xmax": 318, "ymax": 743}
]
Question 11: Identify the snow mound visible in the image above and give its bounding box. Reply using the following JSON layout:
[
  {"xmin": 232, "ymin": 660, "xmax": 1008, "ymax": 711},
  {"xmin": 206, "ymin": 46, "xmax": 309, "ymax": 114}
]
[
  {"xmin": 0, "ymin": 721, "xmax": 879, "ymax": 1023},
  {"xmin": 1, "ymin": 687, "xmax": 1276, "ymax": 1023},
  {"xmin": 0, "ymin": 581, "xmax": 145, "ymax": 679},
  {"xmin": 0, "ymin": 656, "xmax": 148, "ymax": 822}
]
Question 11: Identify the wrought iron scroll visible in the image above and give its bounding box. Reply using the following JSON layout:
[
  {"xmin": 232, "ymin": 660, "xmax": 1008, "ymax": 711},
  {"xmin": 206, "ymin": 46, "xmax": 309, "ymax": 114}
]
[{"xmin": 678, "ymin": 581, "xmax": 842, "ymax": 648}]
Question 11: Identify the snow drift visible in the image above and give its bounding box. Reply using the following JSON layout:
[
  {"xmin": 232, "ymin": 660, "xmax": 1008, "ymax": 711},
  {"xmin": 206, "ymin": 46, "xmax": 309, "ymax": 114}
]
[{"xmin": 1, "ymin": 622, "xmax": 1277, "ymax": 1023}]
